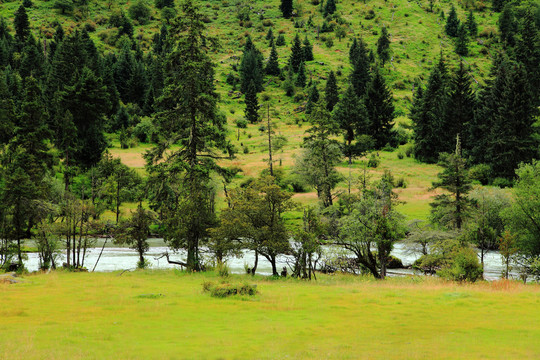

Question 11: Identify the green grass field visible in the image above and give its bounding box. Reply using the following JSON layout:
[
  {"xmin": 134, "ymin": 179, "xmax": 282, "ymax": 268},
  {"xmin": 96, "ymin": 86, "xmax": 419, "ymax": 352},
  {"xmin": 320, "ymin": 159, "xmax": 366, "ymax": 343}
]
[{"xmin": 1, "ymin": 270, "xmax": 539, "ymax": 359}]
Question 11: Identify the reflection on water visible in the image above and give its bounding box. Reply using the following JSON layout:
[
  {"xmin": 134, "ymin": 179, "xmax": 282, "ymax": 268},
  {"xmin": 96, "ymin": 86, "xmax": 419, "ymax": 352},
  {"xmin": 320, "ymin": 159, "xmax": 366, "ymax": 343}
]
[{"xmin": 23, "ymin": 242, "xmax": 516, "ymax": 280}]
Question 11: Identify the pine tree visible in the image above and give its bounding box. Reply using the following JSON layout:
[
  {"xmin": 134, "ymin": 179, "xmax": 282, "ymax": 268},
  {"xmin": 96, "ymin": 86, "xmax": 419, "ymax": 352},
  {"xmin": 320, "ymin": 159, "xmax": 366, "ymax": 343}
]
[
  {"xmin": 377, "ymin": 26, "xmax": 391, "ymax": 65},
  {"xmin": 14, "ymin": 5, "xmax": 30, "ymax": 46},
  {"xmin": 412, "ymin": 56, "xmax": 449, "ymax": 163},
  {"xmin": 349, "ymin": 37, "xmax": 371, "ymax": 97},
  {"xmin": 443, "ymin": 61, "xmax": 476, "ymax": 154},
  {"xmin": 465, "ymin": 10, "xmax": 477, "ymax": 37},
  {"xmin": 323, "ymin": 0, "xmax": 336, "ymax": 17},
  {"xmin": 364, "ymin": 67, "xmax": 395, "ymax": 149},
  {"xmin": 445, "ymin": 5, "xmax": 460, "ymax": 37},
  {"xmin": 492, "ymin": 0, "xmax": 504, "ymax": 12},
  {"xmin": 280, "ymin": 0, "xmax": 293, "ymax": 18},
  {"xmin": 516, "ymin": 10, "xmax": 540, "ymax": 104},
  {"xmin": 289, "ymin": 33, "xmax": 304, "ymax": 72},
  {"xmin": 303, "ymin": 36, "xmax": 314, "ymax": 61},
  {"xmin": 455, "ymin": 24, "xmax": 469, "ymax": 56},
  {"xmin": 305, "ymin": 83, "xmax": 319, "ymax": 114},
  {"xmin": 114, "ymin": 40, "xmax": 137, "ymax": 104},
  {"xmin": 430, "ymin": 136, "xmax": 472, "ymax": 230},
  {"xmin": 498, "ymin": 4, "xmax": 516, "ymax": 46},
  {"xmin": 276, "ymin": 33, "xmax": 286, "ymax": 46},
  {"xmin": 240, "ymin": 46, "xmax": 263, "ymax": 93},
  {"xmin": 295, "ymin": 61, "xmax": 306, "ymax": 88},
  {"xmin": 20, "ymin": 37, "xmax": 45, "ymax": 80},
  {"xmin": 244, "ymin": 80, "xmax": 260, "ymax": 124},
  {"xmin": 265, "ymin": 42, "xmax": 280, "ymax": 76},
  {"xmin": 333, "ymin": 83, "xmax": 370, "ymax": 162},
  {"xmin": 325, "ymin": 70, "xmax": 339, "ymax": 111},
  {"xmin": 266, "ymin": 27, "xmax": 274, "ymax": 42}
]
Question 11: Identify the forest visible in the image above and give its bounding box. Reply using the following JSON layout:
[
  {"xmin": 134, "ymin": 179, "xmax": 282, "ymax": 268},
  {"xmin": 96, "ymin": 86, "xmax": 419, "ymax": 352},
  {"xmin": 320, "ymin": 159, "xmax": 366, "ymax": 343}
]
[{"xmin": 0, "ymin": 0, "xmax": 539, "ymax": 284}]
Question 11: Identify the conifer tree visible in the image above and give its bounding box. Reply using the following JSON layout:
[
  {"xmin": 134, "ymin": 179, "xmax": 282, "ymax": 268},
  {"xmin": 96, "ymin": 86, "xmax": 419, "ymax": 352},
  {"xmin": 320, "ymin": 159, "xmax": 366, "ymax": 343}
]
[
  {"xmin": 14, "ymin": 5, "xmax": 30, "ymax": 46},
  {"xmin": 465, "ymin": 10, "xmax": 477, "ymax": 37},
  {"xmin": 323, "ymin": 0, "xmax": 336, "ymax": 17},
  {"xmin": 492, "ymin": 0, "xmax": 504, "ymax": 12},
  {"xmin": 455, "ymin": 24, "xmax": 469, "ymax": 56},
  {"xmin": 412, "ymin": 56, "xmax": 449, "ymax": 163},
  {"xmin": 445, "ymin": 5, "xmax": 460, "ymax": 37},
  {"xmin": 498, "ymin": 4, "xmax": 516, "ymax": 46},
  {"xmin": 325, "ymin": 70, "xmax": 339, "ymax": 111},
  {"xmin": 244, "ymin": 80, "xmax": 260, "ymax": 123},
  {"xmin": 265, "ymin": 42, "xmax": 280, "ymax": 76},
  {"xmin": 333, "ymin": 83, "xmax": 370, "ymax": 163},
  {"xmin": 377, "ymin": 26, "xmax": 391, "ymax": 65},
  {"xmin": 266, "ymin": 27, "xmax": 274, "ymax": 42},
  {"xmin": 303, "ymin": 36, "xmax": 314, "ymax": 61},
  {"xmin": 240, "ymin": 46, "xmax": 263, "ymax": 93},
  {"xmin": 114, "ymin": 40, "xmax": 137, "ymax": 104},
  {"xmin": 289, "ymin": 33, "xmax": 304, "ymax": 72},
  {"xmin": 305, "ymin": 83, "xmax": 319, "ymax": 114},
  {"xmin": 364, "ymin": 67, "xmax": 395, "ymax": 149},
  {"xmin": 430, "ymin": 136, "xmax": 472, "ymax": 230},
  {"xmin": 276, "ymin": 34, "xmax": 286, "ymax": 46},
  {"xmin": 295, "ymin": 61, "xmax": 306, "ymax": 88},
  {"xmin": 280, "ymin": 0, "xmax": 293, "ymax": 18},
  {"xmin": 349, "ymin": 37, "xmax": 371, "ymax": 97},
  {"xmin": 516, "ymin": 10, "xmax": 540, "ymax": 103}
]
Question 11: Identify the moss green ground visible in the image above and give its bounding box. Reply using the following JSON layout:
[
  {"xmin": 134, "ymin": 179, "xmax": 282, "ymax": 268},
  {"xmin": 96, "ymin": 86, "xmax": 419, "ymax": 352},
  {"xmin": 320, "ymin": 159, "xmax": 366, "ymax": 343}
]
[{"xmin": 1, "ymin": 271, "xmax": 539, "ymax": 359}]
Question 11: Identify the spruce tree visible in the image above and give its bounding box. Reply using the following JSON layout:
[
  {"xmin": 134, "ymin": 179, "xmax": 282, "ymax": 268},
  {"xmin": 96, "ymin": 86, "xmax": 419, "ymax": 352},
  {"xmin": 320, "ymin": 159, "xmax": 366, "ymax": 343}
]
[
  {"xmin": 465, "ymin": 10, "xmax": 477, "ymax": 37},
  {"xmin": 498, "ymin": 4, "xmax": 516, "ymax": 46},
  {"xmin": 492, "ymin": 0, "xmax": 504, "ymax": 12},
  {"xmin": 516, "ymin": 10, "xmax": 540, "ymax": 104},
  {"xmin": 289, "ymin": 33, "xmax": 304, "ymax": 72},
  {"xmin": 333, "ymin": 83, "xmax": 370, "ymax": 163},
  {"xmin": 244, "ymin": 80, "xmax": 260, "ymax": 123},
  {"xmin": 377, "ymin": 26, "xmax": 391, "ymax": 65},
  {"xmin": 280, "ymin": 0, "xmax": 293, "ymax": 18},
  {"xmin": 266, "ymin": 28, "xmax": 274, "ymax": 43},
  {"xmin": 114, "ymin": 40, "xmax": 137, "ymax": 104},
  {"xmin": 240, "ymin": 47, "xmax": 263, "ymax": 93},
  {"xmin": 305, "ymin": 83, "xmax": 319, "ymax": 114},
  {"xmin": 443, "ymin": 61, "xmax": 476, "ymax": 154},
  {"xmin": 349, "ymin": 37, "xmax": 371, "ymax": 97},
  {"xmin": 445, "ymin": 5, "xmax": 460, "ymax": 37},
  {"xmin": 295, "ymin": 62, "xmax": 306, "ymax": 88},
  {"xmin": 265, "ymin": 42, "xmax": 280, "ymax": 76},
  {"xmin": 364, "ymin": 67, "xmax": 395, "ymax": 149},
  {"xmin": 276, "ymin": 33, "xmax": 286, "ymax": 46},
  {"xmin": 455, "ymin": 24, "xmax": 469, "ymax": 56},
  {"xmin": 412, "ymin": 56, "xmax": 449, "ymax": 163},
  {"xmin": 324, "ymin": 0, "xmax": 337, "ymax": 17},
  {"xmin": 303, "ymin": 36, "xmax": 314, "ymax": 61},
  {"xmin": 14, "ymin": 5, "xmax": 30, "ymax": 46},
  {"xmin": 325, "ymin": 70, "xmax": 339, "ymax": 111}
]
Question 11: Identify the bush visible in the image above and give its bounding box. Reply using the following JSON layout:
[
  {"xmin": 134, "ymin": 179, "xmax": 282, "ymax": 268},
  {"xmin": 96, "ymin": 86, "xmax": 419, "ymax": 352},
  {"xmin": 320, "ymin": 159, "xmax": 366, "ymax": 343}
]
[
  {"xmin": 133, "ymin": 117, "xmax": 156, "ymax": 143},
  {"xmin": 397, "ymin": 151, "xmax": 404, "ymax": 159},
  {"xmin": 469, "ymin": 164, "xmax": 491, "ymax": 185},
  {"xmin": 202, "ymin": 282, "xmax": 258, "ymax": 298},
  {"xmin": 216, "ymin": 262, "xmax": 230, "ymax": 278},
  {"xmin": 235, "ymin": 119, "xmax": 248, "ymax": 128},
  {"xmin": 395, "ymin": 177, "xmax": 407, "ymax": 188},
  {"xmin": 367, "ymin": 154, "xmax": 380, "ymax": 168},
  {"xmin": 404, "ymin": 143, "xmax": 414, "ymax": 157},
  {"xmin": 438, "ymin": 247, "xmax": 483, "ymax": 282},
  {"xmin": 129, "ymin": 0, "xmax": 152, "ymax": 25},
  {"xmin": 492, "ymin": 177, "xmax": 513, "ymax": 188}
]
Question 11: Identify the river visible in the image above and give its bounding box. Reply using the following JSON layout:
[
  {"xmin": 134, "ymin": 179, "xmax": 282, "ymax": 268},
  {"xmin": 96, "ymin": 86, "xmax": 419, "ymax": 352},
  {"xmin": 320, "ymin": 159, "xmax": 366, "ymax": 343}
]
[{"xmin": 21, "ymin": 240, "xmax": 516, "ymax": 280}]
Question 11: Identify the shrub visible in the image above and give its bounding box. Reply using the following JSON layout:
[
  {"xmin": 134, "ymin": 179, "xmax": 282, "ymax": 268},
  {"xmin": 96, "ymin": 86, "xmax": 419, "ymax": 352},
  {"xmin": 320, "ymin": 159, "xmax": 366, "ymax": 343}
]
[
  {"xmin": 492, "ymin": 177, "xmax": 513, "ymax": 188},
  {"xmin": 133, "ymin": 117, "xmax": 156, "ymax": 143},
  {"xmin": 404, "ymin": 143, "xmax": 414, "ymax": 157},
  {"xmin": 438, "ymin": 247, "xmax": 483, "ymax": 282},
  {"xmin": 397, "ymin": 151, "xmax": 404, "ymax": 159},
  {"xmin": 202, "ymin": 282, "xmax": 258, "ymax": 298},
  {"xmin": 395, "ymin": 177, "xmax": 407, "ymax": 188},
  {"xmin": 216, "ymin": 262, "xmax": 230, "ymax": 278},
  {"xmin": 129, "ymin": 0, "xmax": 152, "ymax": 25},
  {"xmin": 367, "ymin": 154, "xmax": 380, "ymax": 168},
  {"xmin": 469, "ymin": 164, "xmax": 491, "ymax": 185},
  {"xmin": 235, "ymin": 119, "xmax": 248, "ymax": 128}
]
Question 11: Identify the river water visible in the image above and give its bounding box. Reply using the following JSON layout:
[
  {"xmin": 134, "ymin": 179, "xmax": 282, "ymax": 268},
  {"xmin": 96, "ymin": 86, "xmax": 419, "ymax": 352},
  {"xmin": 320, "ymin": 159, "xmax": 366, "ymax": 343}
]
[{"xmin": 22, "ymin": 240, "xmax": 515, "ymax": 280}]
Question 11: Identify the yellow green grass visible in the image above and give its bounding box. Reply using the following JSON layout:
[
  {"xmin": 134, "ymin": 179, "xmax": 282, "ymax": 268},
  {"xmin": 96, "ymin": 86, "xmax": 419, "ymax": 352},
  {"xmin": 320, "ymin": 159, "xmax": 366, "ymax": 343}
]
[{"xmin": 1, "ymin": 271, "xmax": 539, "ymax": 359}]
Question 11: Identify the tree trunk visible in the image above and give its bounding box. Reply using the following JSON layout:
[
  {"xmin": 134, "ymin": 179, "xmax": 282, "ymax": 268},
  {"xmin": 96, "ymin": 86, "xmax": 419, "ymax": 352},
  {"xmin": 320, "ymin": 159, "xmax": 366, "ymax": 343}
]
[
  {"xmin": 251, "ymin": 250, "xmax": 259, "ymax": 275},
  {"xmin": 270, "ymin": 255, "xmax": 278, "ymax": 276}
]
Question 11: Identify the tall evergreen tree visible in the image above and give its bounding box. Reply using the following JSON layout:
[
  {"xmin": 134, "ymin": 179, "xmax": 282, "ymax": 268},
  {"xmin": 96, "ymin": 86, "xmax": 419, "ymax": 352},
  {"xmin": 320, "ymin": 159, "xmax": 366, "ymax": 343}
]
[
  {"xmin": 289, "ymin": 33, "xmax": 304, "ymax": 72},
  {"xmin": 364, "ymin": 67, "xmax": 395, "ymax": 149},
  {"xmin": 498, "ymin": 4, "xmax": 517, "ymax": 46},
  {"xmin": 445, "ymin": 5, "xmax": 460, "ymax": 37},
  {"xmin": 455, "ymin": 24, "xmax": 469, "ymax": 56},
  {"xmin": 325, "ymin": 70, "xmax": 339, "ymax": 111},
  {"xmin": 303, "ymin": 36, "xmax": 314, "ymax": 61},
  {"xmin": 244, "ymin": 80, "xmax": 260, "ymax": 123},
  {"xmin": 14, "ymin": 5, "xmax": 30, "ymax": 46},
  {"xmin": 412, "ymin": 56, "xmax": 449, "ymax": 163},
  {"xmin": 305, "ymin": 82, "xmax": 319, "ymax": 114},
  {"xmin": 295, "ymin": 61, "xmax": 306, "ymax": 88},
  {"xmin": 265, "ymin": 42, "xmax": 280, "ymax": 76},
  {"xmin": 377, "ymin": 26, "xmax": 391, "ymax": 65},
  {"xmin": 266, "ymin": 27, "xmax": 274, "ymax": 42},
  {"xmin": 349, "ymin": 37, "xmax": 371, "ymax": 97},
  {"xmin": 240, "ymin": 39, "xmax": 264, "ymax": 93},
  {"xmin": 465, "ymin": 10, "xmax": 478, "ymax": 37},
  {"xmin": 323, "ymin": 0, "xmax": 336, "ymax": 17},
  {"xmin": 333, "ymin": 83, "xmax": 370, "ymax": 163},
  {"xmin": 280, "ymin": 0, "xmax": 293, "ymax": 18},
  {"xmin": 146, "ymin": 0, "xmax": 233, "ymax": 271},
  {"xmin": 516, "ymin": 10, "xmax": 540, "ymax": 104},
  {"xmin": 492, "ymin": 0, "xmax": 504, "ymax": 12}
]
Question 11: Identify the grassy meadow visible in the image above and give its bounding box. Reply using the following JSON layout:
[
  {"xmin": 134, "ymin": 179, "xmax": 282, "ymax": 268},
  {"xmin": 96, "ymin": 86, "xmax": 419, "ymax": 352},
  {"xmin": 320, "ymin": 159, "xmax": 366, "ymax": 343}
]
[{"xmin": 1, "ymin": 270, "xmax": 539, "ymax": 359}]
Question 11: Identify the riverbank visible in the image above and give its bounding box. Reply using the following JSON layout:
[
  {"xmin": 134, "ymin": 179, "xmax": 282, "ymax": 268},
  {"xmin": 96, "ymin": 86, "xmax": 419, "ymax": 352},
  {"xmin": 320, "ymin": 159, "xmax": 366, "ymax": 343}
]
[{"xmin": 1, "ymin": 270, "xmax": 539, "ymax": 359}]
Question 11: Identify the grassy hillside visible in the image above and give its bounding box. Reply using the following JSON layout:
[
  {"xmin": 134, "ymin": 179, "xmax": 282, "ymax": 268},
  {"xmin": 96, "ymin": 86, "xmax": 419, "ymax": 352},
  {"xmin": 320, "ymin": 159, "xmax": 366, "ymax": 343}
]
[
  {"xmin": 1, "ymin": 0, "xmax": 504, "ymax": 220},
  {"xmin": 1, "ymin": 270, "xmax": 539, "ymax": 359}
]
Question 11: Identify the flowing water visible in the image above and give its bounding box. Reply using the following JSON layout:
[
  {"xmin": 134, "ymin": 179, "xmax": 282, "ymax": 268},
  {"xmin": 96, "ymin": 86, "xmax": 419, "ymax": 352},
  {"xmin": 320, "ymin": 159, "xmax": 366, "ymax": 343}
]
[{"xmin": 22, "ymin": 239, "xmax": 515, "ymax": 280}]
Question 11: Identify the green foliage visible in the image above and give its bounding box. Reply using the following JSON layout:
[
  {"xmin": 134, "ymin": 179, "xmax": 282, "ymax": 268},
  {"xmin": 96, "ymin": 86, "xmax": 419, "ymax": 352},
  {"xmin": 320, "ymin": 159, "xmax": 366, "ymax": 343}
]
[
  {"xmin": 53, "ymin": 0, "xmax": 74, "ymax": 15},
  {"xmin": 324, "ymin": 70, "xmax": 339, "ymax": 111},
  {"xmin": 376, "ymin": 26, "xmax": 391, "ymax": 65},
  {"xmin": 349, "ymin": 37, "xmax": 371, "ymax": 97},
  {"xmin": 445, "ymin": 4, "xmax": 460, "ymax": 37},
  {"xmin": 364, "ymin": 67, "xmax": 395, "ymax": 149},
  {"xmin": 465, "ymin": 10, "xmax": 477, "ymax": 37},
  {"xmin": 455, "ymin": 24, "xmax": 469, "ymax": 56},
  {"xmin": 114, "ymin": 204, "xmax": 155, "ymax": 268},
  {"xmin": 265, "ymin": 42, "xmax": 280, "ymax": 76},
  {"xmin": 244, "ymin": 80, "xmax": 260, "ymax": 123},
  {"xmin": 289, "ymin": 34, "xmax": 304, "ymax": 72},
  {"xmin": 323, "ymin": 0, "xmax": 336, "ymax": 17},
  {"xmin": 128, "ymin": 1, "xmax": 152, "ymax": 25},
  {"xmin": 203, "ymin": 281, "xmax": 258, "ymax": 297},
  {"xmin": 280, "ymin": 0, "xmax": 293, "ymax": 18}
]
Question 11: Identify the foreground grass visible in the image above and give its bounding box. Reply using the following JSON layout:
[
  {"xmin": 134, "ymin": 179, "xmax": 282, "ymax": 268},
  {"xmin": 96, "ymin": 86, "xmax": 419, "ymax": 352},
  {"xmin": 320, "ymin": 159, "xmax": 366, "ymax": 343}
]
[{"xmin": 1, "ymin": 271, "xmax": 539, "ymax": 359}]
